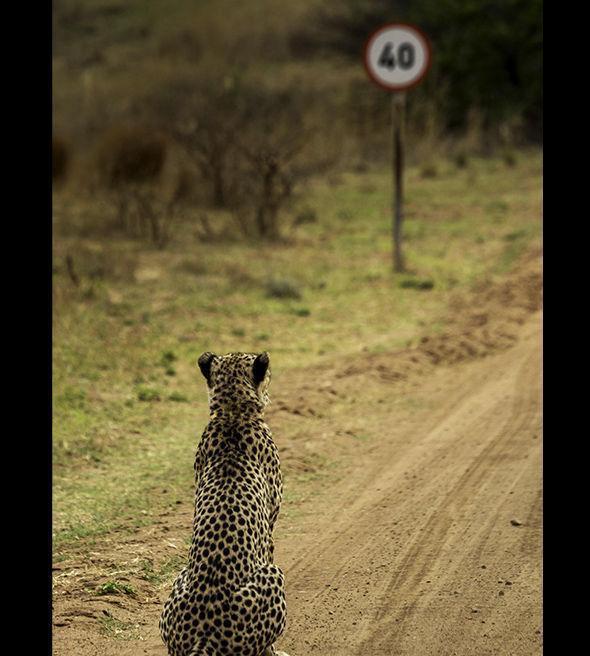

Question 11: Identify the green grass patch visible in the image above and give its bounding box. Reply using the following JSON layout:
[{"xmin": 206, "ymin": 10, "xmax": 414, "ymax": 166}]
[
  {"xmin": 398, "ymin": 277, "xmax": 435, "ymax": 291},
  {"xmin": 53, "ymin": 151, "xmax": 541, "ymax": 553},
  {"xmin": 137, "ymin": 386, "xmax": 162, "ymax": 402},
  {"xmin": 168, "ymin": 391, "xmax": 190, "ymax": 403},
  {"xmin": 290, "ymin": 307, "xmax": 311, "ymax": 317},
  {"xmin": 156, "ymin": 554, "xmax": 189, "ymax": 587},
  {"xmin": 98, "ymin": 614, "xmax": 140, "ymax": 640},
  {"xmin": 265, "ymin": 278, "xmax": 302, "ymax": 299},
  {"xmin": 502, "ymin": 229, "xmax": 528, "ymax": 241},
  {"xmin": 160, "ymin": 350, "xmax": 177, "ymax": 364},
  {"xmin": 96, "ymin": 581, "xmax": 137, "ymax": 597}
]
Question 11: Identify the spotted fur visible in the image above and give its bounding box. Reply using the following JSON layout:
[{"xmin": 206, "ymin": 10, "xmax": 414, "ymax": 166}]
[{"xmin": 159, "ymin": 352, "xmax": 288, "ymax": 656}]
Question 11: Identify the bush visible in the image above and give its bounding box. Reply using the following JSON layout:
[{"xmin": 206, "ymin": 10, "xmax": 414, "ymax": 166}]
[
  {"xmin": 501, "ymin": 149, "xmax": 518, "ymax": 167},
  {"xmin": 228, "ymin": 85, "xmax": 328, "ymax": 240},
  {"xmin": 95, "ymin": 124, "xmax": 166, "ymax": 189},
  {"xmin": 293, "ymin": 207, "xmax": 318, "ymax": 226},
  {"xmin": 143, "ymin": 75, "xmax": 243, "ymax": 208},
  {"xmin": 144, "ymin": 76, "xmax": 329, "ymax": 241},
  {"xmin": 291, "ymin": 307, "xmax": 311, "ymax": 316},
  {"xmin": 137, "ymin": 386, "xmax": 162, "ymax": 402},
  {"xmin": 265, "ymin": 277, "xmax": 302, "ymax": 299},
  {"xmin": 399, "ymin": 277, "xmax": 435, "ymax": 291},
  {"xmin": 160, "ymin": 350, "xmax": 177, "ymax": 365},
  {"xmin": 92, "ymin": 125, "xmax": 183, "ymax": 248},
  {"xmin": 168, "ymin": 392, "xmax": 189, "ymax": 403},
  {"xmin": 420, "ymin": 163, "xmax": 438, "ymax": 179},
  {"xmin": 453, "ymin": 151, "xmax": 469, "ymax": 169}
]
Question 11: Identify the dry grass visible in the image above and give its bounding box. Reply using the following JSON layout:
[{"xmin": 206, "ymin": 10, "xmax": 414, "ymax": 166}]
[{"xmin": 53, "ymin": 150, "xmax": 542, "ymax": 553}]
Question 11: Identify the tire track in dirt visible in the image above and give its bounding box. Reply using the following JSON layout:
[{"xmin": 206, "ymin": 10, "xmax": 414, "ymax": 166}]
[{"xmin": 358, "ymin": 346, "xmax": 540, "ymax": 654}]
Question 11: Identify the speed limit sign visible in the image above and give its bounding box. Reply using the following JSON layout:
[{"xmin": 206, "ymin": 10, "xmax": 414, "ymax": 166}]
[
  {"xmin": 363, "ymin": 23, "xmax": 432, "ymax": 272},
  {"xmin": 364, "ymin": 23, "xmax": 431, "ymax": 91}
]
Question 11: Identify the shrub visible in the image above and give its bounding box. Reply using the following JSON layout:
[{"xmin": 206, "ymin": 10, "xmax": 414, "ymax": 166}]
[
  {"xmin": 168, "ymin": 392, "xmax": 189, "ymax": 403},
  {"xmin": 501, "ymin": 149, "xmax": 518, "ymax": 167},
  {"xmin": 137, "ymin": 387, "xmax": 161, "ymax": 402},
  {"xmin": 92, "ymin": 125, "xmax": 181, "ymax": 248},
  {"xmin": 293, "ymin": 207, "xmax": 318, "ymax": 226},
  {"xmin": 145, "ymin": 77, "xmax": 328, "ymax": 241},
  {"xmin": 160, "ymin": 350, "xmax": 177, "ymax": 365},
  {"xmin": 225, "ymin": 85, "xmax": 321, "ymax": 240},
  {"xmin": 502, "ymin": 229, "xmax": 527, "ymax": 242},
  {"xmin": 291, "ymin": 307, "xmax": 311, "ymax": 316},
  {"xmin": 399, "ymin": 277, "xmax": 435, "ymax": 290},
  {"xmin": 453, "ymin": 151, "xmax": 468, "ymax": 169},
  {"xmin": 143, "ymin": 75, "xmax": 243, "ymax": 208},
  {"xmin": 95, "ymin": 124, "xmax": 166, "ymax": 189},
  {"xmin": 265, "ymin": 277, "xmax": 302, "ymax": 299},
  {"xmin": 420, "ymin": 163, "xmax": 438, "ymax": 179}
]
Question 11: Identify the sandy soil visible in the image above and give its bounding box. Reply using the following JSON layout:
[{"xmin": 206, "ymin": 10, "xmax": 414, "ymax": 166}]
[{"xmin": 53, "ymin": 253, "xmax": 542, "ymax": 656}]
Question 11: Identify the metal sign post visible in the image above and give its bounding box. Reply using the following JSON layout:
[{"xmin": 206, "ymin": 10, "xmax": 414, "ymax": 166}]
[
  {"xmin": 364, "ymin": 24, "xmax": 432, "ymax": 273},
  {"xmin": 392, "ymin": 92, "xmax": 406, "ymax": 272}
]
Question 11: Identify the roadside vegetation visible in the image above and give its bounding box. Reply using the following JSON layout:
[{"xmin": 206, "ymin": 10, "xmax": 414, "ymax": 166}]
[
  {"xmin": 53, "ymin": 150, "xmax": 541, "ymax": 554},
  {"xmin": 53, "ymin": 0, "xmax": 542, "ymax": 559}
]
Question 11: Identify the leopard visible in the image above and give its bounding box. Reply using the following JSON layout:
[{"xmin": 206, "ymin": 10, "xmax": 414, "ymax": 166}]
[{"xmin": 159, "ymin": 351, "xmax": 290, "ymax": 656}]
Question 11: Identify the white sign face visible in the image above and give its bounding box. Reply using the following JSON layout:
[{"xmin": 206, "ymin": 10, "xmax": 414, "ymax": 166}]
[{"xmin": 364, "ymin": 24, "xmax": 431, "ymax": 91}]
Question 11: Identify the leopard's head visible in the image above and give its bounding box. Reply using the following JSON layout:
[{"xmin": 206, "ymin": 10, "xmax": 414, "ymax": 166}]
[{"xmin": 197, "ymin": 351, "xmax": 271, "ymax": 416}]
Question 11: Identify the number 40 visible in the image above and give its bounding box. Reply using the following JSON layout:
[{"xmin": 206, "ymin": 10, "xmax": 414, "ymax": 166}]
[{"xmin": 378, "ymin": 42, "xmax": 415, "ymax": 70}]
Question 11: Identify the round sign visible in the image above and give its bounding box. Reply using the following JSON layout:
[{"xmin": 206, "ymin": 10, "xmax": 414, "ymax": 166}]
[{"xmin": 364, "ymin": 23, "xmax": 431, "ymax": 91}]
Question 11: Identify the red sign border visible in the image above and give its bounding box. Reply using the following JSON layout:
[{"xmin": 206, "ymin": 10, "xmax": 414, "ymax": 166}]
[{"xmin": 363, "ymin": 23, "xmax": 432, "ymax": 92}]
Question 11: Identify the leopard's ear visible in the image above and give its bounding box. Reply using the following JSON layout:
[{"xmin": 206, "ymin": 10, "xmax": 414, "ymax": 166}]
[
  {"xmin": 252, "ymin": 352, "xmax": 270, "ymax": 386},
  {"xmin": 197, "ymin": 352, "xmax": 216, "ymax": 383}
]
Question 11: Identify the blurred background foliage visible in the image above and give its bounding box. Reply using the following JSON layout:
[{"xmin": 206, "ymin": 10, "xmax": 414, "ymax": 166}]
[
  {"xmin": 53, "ymin": 0, "xmax": 542, "ymax": 246},
  {"xmin": 314, "ymin": 0, "xmax": 542, "ymax": 138},
  {"xmin": 52, "ymin": 0, "xmax": 542, "ymax": 546}
]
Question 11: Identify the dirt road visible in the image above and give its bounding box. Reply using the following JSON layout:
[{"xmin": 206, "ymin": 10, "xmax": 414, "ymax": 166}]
[
  {"xmin": 53, "ymin": 256, "xmax": 542, "ymax": 656},
  {"xmin": 275, "ymin": 314, "xmax": 541, "ymax": 655}
]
